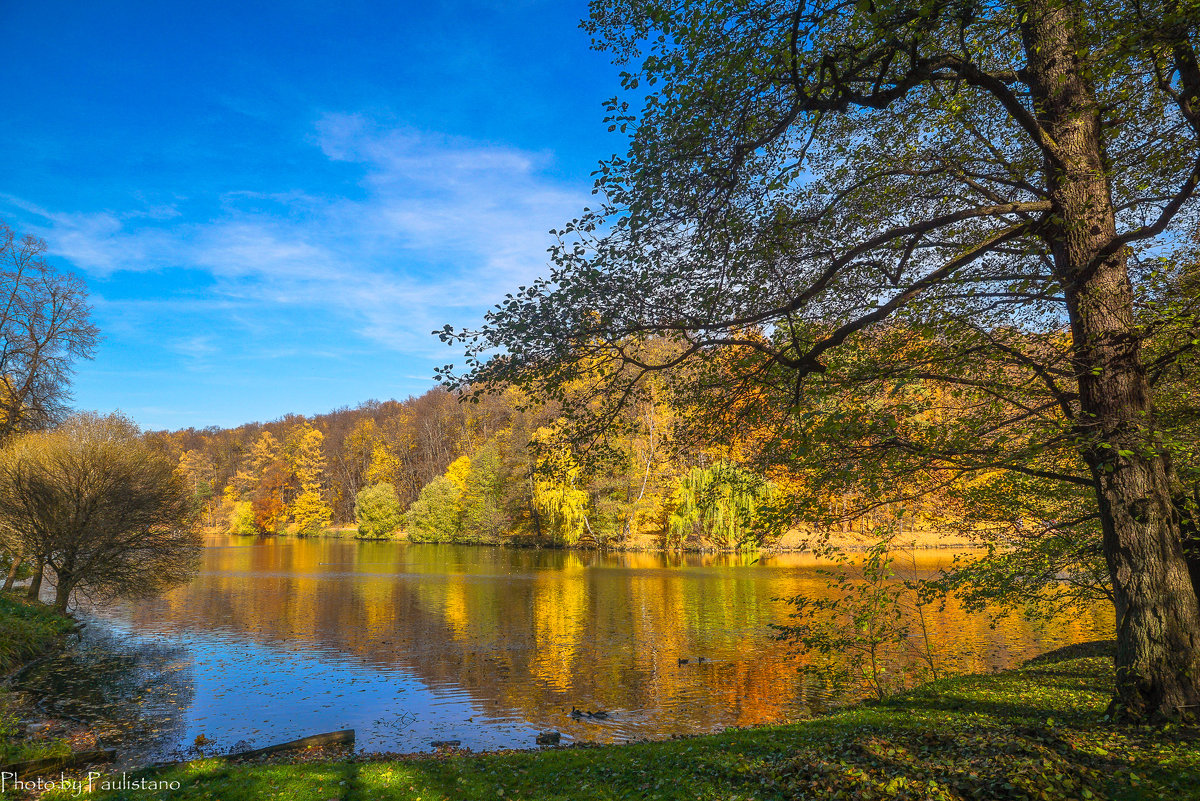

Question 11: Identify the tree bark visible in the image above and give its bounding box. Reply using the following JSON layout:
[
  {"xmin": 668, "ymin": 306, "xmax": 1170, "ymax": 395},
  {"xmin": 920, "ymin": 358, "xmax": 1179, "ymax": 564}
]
[
  {"xmin": 1022, "ymin": 0, "xmax": 1200, "ymax": 719},
  {"xmin": 52, "ymin": 571, "xmax": 72, "ymax": 613},
  {"xmin": 3, "ymin": 552, "xmax": 22, "ymax": 591},
  {"xmin": 25, "ymin": 557, "xmax": 43, "ymax": 600}
]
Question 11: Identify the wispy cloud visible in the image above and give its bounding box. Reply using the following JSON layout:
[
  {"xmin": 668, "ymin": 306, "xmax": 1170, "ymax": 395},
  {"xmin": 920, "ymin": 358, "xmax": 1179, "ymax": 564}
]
[{"xmin": 6, "ymin": 115, "xmax": 586, "ymax": 356}]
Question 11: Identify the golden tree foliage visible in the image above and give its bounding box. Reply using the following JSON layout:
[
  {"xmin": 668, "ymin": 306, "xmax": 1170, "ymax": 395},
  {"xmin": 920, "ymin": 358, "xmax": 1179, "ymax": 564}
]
[
  {"xmin": 0, "ymin": 412, "xmax": 200, "ymax": 611},
  {"xmin": 530, "ymin": 426, "xmax": 590, "ymax": 545}
]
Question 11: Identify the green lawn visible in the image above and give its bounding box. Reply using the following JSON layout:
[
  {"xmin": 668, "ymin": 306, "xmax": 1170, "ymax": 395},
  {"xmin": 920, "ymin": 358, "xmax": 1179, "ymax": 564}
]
[{"xmin": 45, "ymin": 641, "xmax": 1199, "ymax": 801}]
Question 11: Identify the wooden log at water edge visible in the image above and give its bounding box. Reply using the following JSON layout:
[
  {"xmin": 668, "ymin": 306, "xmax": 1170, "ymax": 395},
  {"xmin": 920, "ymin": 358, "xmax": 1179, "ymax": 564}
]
[
  {"xmin": 228, "ymin": 728, "xmax": 356, "ymax": 760},
  {"xmin": 148, "ymin": 728, "xmax": 357, "ymax": 769}
]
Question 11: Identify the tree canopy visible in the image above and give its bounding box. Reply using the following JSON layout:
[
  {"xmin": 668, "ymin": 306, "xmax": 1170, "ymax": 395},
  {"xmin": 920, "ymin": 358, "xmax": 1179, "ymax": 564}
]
[
  {"xmin": 0, "ymin": 412, "xmax": 200, "ymax": 612},
  {"xmin": 0, "ymin": 220, "xmax": 99, "ymax": 441},
  {"xmin": 443, "ymin": 0, "xmax": 1200, "ymax": 720}
]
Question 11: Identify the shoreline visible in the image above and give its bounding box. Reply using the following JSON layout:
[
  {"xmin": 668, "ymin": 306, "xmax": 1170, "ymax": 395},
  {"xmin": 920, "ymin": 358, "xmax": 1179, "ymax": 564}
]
[
  {"xmin": 0, "ymin": 592, "xmax": 106, "ymax": 784},
  {"xmin": 36, "ymin": 639, "xmax": 1200, "ymax": 801},
  {"xmin": 208, "ymin": 526, "xmax": 987, "ymax": 554}
]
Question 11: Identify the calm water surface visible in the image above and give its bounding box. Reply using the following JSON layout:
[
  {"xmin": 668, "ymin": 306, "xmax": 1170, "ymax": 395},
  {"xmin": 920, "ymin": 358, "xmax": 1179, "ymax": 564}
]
[{"xmin": 18, "ymin": 536, "xmax": 1113, "ymax": 765}]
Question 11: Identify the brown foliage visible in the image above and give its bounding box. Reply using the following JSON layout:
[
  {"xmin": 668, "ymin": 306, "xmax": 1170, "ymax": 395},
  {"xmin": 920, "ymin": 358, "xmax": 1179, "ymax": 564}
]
[
  {"xmin": 0, "ymin": 412, "xmax": 200, "ymax": 612},
  {"xmin": 0, "ymin": 220, "xmax": 99, "ymax": 441}
]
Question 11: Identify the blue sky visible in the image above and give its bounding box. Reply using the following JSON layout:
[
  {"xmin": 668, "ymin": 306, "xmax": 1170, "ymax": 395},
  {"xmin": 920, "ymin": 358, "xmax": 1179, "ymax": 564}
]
[{"xmin": 0, "ymin": 0, "xmax": 621, "ymax": 430}]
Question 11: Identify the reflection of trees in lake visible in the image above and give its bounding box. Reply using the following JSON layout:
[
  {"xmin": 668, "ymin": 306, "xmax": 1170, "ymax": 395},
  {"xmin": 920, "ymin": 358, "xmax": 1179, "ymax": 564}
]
[
  {"xmin": 123, "ymin": 539, "xmax": 1112, "ymax": 741},
  {"xmin": 15, "ymin": 626, "xmax": 194, "ymax": 764}
]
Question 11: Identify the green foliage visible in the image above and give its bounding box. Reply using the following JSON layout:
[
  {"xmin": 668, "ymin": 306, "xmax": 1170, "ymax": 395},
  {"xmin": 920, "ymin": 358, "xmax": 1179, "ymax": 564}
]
[
  {"xmin": 0, "ymin": 594, "xmax": 75, "ymax": 768},
  {"xmin": 529, "ymin": 427, "xmax": 591, "ymax": 544},
  {"xmin": 667, "ymin": 462, "xmax": 777, "ymax": 549},
  {"xmin": 355, "ymin": 482, "xmax": 402, "ymax": 539},
  {"xmin": 0, "ymin": 697, "xmax": 70, "ymax": 768},
  {"xmin": 403, "ymin": 474, "xmax": 463, "ymax": 542},
  {"xmin": 775, "ymin": 532, "xmax": 939, "ymax": 700},
  {"xmin": 228, "ymin": 501, "xmax": 257, "ymax": 536},
  {"xmin": 0, "ymin": 591, "xmax": 74, "ymax": 674},
  {"xmin": 930, "ymin": 533, "xmax": 1111, "ymax": 625},
  {"xmin": 460, "ymin": 444, "xmax": 507, "ymax": 541},
  {"xmin": 401, "ymin": 444, "xmax": 513, "ymax": 544}
]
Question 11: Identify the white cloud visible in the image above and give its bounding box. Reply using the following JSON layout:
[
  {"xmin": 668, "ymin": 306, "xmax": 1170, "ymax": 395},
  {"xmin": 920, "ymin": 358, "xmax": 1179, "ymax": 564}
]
[
  {"xmin": 5, "ymin": 116, "xmax": 587, "ymax": 356},
  {"xmin": 170, "ymin": 335, "xmax": 219, "ymax": 359}
]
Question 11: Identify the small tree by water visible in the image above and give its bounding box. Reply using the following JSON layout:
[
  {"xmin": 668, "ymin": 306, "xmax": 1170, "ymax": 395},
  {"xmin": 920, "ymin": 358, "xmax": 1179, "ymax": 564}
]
[
  {"xmin": 355, "ymin": 482, "xmax": 402, "ymax": 539},
  {"xmin": 774, "ymin": 530, "xmax": 939, "ymax": 701},
  {"xmin": 667, "ymin": 462, "xmax": 777, "ymax": 549},
  {"xmin": 0, "ymin": 412, "xmax": 201, "ymax": 612}
]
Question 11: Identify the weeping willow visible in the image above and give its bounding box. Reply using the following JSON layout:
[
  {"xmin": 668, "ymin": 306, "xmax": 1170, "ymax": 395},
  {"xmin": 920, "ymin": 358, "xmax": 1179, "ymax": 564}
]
[
  {"xmin": 530, "ymin": 428, "xmax": 590, "ymax": 545},
  {"xmin": 667, "ymin": 462, "xmax": 775, "ymax": 549}
]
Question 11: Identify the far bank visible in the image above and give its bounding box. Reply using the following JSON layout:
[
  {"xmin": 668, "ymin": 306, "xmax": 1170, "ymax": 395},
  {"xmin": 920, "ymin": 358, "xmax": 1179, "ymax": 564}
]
[{"xmin": 209, "ymin": 524, "xmax": 985, "ymax": 551}]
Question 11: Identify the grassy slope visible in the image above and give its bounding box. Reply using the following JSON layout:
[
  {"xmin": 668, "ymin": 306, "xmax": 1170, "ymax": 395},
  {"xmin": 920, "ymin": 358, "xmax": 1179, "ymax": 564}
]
[
  {"xmin": 62, "ymin": 642, "xmax": 1199, "ymax": 801},
  {"xmin": 0, "ymin": 592, "xmax": 75, "ymax": 767},
  {"xmin": 0, "ymin": 592, "xmax": 75, "ymax": 676}
]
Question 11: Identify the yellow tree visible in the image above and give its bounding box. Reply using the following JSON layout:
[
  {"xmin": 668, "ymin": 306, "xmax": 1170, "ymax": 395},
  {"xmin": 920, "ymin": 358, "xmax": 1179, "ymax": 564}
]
[
  {"xmin": 529, "ymin": 426, "xmax": 590, "ymax": 545},
  {"xmin": 445, "ymin": 455, "xmax": 472, "ymax": 495},
  {"xmin": 341, "ymin": 417, "xmax": 385, "ymax": 493},
  {"xmin": 620, "ymin": 378, "xmax": 682, "ymax": 542},
  {"xmin": 288, "ymin": 423, "xmax": 331, "ymax": 536},
  {"xmin": 366, "ymin": 440, "xmax": 401, "ymax": 487}
]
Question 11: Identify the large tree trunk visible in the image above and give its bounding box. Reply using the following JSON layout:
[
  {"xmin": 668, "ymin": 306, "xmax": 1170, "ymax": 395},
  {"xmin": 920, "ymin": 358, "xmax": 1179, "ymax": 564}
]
[
  {"xmin": 52, "ymin": 571, "xmax": 73, "ymax": 613},
  {"xmin": 3, "ymin": 552, "xmax": 22, "ymax": 591},
  {"xmin": 1022, "ymin": 1, "xmax": 1200, "ymax": 719},
  {"xmin": 25, "ymin": 557, "xmax": 44, "ymax": 600}
]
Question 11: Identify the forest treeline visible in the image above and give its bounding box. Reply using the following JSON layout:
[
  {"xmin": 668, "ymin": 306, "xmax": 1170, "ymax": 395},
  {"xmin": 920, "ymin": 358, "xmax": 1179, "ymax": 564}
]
[
  {"xmin": 154, "ymin": 327, "xmax": 1048, "ymax": 552},
  {"xmin": 151, "ymin": 303, "xmax": 1198, "ymax": 598},
  {"xmin": 152, "ymin": 382, "xmax": 812, "ymax": 549}
]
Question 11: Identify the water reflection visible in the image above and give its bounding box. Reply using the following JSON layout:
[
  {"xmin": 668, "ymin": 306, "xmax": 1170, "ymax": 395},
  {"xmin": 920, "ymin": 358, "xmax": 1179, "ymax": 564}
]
[
  {"xmin": 15, "ymin": 628, "xmax": 194, "ymax": 766},
  {"xmin": 45, "ymin": 537, "xmax": 1112, "ymax": 762}
]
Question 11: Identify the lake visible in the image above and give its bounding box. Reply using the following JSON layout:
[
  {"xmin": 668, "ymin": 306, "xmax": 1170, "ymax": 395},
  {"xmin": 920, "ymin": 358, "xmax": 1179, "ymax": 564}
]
[{"xmin": 17, "ymin": 535, "xmax": 1113, "ymax": 765}]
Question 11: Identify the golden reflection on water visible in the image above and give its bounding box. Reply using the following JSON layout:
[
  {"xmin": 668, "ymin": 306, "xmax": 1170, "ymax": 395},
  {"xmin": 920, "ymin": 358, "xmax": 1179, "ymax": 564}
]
[{"xmin": 94, "ymin": 536, "xmax": 1112, "ymax": 754}]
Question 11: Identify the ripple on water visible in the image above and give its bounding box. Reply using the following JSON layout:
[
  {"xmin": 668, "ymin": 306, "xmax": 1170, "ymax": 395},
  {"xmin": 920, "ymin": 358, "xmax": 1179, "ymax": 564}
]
[{"xmin": 26, "ymin": 537, "xmax": 1114, "ymax": 764}]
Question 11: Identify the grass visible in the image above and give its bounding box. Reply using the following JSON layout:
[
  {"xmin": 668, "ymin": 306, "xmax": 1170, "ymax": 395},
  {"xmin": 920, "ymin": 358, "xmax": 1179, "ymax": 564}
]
[
  {"xmin": 0, "ymin": 592, "xmax": 75, "ymax": 676},
  {"xmin": 35, "ymin": 640, "xmax": 1197, "ymax": 801},
  {"xmin": 0, "ymin": 591, "xmax": 76, "ymax": 769}
]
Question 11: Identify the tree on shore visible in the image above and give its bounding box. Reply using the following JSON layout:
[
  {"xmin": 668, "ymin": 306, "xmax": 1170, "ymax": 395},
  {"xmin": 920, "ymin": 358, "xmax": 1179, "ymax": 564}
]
[
  {"xmin": 445, "ymin": 1, "xmax": 1200, "ymax": 719},
  {"xmin": 244, "ymin": 431, "xmax": 287, "ymax": 534},
  {"xmin": 1, "ymin": 219, "xmax": 100, "ymax": 589},
  {"xmin": 287, "ymin": 423, "xmax": 332, "ymax": 536},
  {"xmin": 0, "ymin": 220, "xmax": 100, "ymax": 441},
  {"xmin": 404, "ymin": 474, "xmax": 464, "ymax": 541},
  {"xmin": 355, "ymin": 482, "xmax": 402, "ymax": 538},
  {"xmin": 0, "ymin": 413, "xmax": 200, "ymax": 612}
]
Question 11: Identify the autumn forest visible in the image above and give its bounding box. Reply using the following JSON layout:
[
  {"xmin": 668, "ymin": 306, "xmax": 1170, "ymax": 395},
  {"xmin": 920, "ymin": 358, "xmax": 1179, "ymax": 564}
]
[{"xmin": 5, "ymin": 0, "xmax": 1200, "ymax": 796}]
